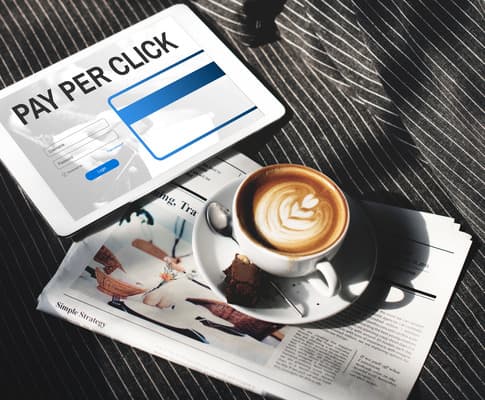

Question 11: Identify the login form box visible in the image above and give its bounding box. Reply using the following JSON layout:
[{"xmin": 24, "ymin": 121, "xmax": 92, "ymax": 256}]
[{"xmin": 108, "ymin": 50, "xmax": 257, "ymax": 160}]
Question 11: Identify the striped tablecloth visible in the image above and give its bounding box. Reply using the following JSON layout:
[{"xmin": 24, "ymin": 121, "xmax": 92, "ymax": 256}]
[{"xmin": 0, "ymin": 1, "xmax": 483, "ymax": 399}]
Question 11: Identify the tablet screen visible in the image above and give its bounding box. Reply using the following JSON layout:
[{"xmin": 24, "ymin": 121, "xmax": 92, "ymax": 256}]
[{"xmin": 0, "ymin": 6, "xmax": 281, "ymax": 234}]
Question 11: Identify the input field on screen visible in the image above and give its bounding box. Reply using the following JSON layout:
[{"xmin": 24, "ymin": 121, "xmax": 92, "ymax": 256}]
[
  {"xmin": 53, "ymin": 129, "xmax": 119, "ymax": 170},
  {"xmin": 45, "ymin": 119, "xmax": 110, "ymax": 157}
]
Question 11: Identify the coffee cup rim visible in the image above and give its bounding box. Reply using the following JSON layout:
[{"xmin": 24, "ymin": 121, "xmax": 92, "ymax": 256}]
[{"xmin": 233, "ymin": 163, "xmax": 350, "ymax": 260}]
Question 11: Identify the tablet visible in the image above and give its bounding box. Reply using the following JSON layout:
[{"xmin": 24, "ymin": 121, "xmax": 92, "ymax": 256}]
[{"xmin": 0, "ymin": 4, "xmax": 284, "ymax": 236}]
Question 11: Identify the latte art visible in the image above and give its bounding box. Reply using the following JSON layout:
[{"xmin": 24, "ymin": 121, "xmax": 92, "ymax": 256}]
[
  {"xmin": 236, "ymin": 164, "xmax": 348, "ymax": 257},
  {"xmin": 253, "ymin": 182, "xmax": 335, "ymax": 253}
]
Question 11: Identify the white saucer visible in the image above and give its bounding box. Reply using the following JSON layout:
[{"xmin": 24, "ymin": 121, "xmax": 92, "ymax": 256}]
[{"xmin": 193, "ymin": 179, "xmax": 377, "ymax": 324}]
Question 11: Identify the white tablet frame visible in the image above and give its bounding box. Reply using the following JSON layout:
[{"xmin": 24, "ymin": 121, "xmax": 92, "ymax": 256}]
[{"xmin": 0, "ymin": 4, "xmax": 285, "ymax": 236}]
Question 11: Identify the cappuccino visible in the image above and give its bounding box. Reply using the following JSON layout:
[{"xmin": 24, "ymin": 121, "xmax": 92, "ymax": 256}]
[{"xmin": 236, "ymin": 164, "xmax": 348, "ymax": 256}]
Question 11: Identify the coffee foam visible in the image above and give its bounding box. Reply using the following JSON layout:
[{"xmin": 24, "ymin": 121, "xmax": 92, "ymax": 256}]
[
  {"xmin": 253, "ymin": 181, "xmax": 334, "ymax": 253},
  {"xmin": 238, "ymin": 165, "xmax": 348, "ymax": 256}
]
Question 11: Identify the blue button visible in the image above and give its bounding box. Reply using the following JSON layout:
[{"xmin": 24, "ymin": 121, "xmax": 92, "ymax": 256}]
[{"xmin": 85, "ymin": 159, "xmax": 119, "ymax": 181}]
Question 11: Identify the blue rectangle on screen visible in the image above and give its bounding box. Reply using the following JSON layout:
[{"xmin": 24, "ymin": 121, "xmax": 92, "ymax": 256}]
[{"xmin": 115, "ymin": 62, "xmax": 225, "ymax": 126}]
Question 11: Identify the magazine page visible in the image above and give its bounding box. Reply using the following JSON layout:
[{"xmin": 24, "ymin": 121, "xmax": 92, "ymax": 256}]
[
  {"xmin": 264, "ymin": 204, "xmax": 471, "ymax": 399},
  {"xmin": 39, "ymin": 151, "xmax": 308, "ymax": 398},
  {"xmin": 38, "ymin": 152, "xmax": 472, "ymax": 400}
]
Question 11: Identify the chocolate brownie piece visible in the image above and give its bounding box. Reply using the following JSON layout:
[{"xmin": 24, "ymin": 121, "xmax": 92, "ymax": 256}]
[{"xmin": 223, "ymin": 254, "xmax": 265, "ymax": 306}]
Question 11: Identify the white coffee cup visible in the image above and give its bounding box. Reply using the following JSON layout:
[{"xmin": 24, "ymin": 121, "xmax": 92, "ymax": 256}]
[{"xmin": 232, "ymin": 164, "xmax": 349, "ymax": 297}]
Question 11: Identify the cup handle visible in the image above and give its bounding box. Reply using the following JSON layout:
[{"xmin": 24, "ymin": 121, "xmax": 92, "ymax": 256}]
[{"xmin": 308, "ymin": 260, "xmax": 340, "ymax": 297}]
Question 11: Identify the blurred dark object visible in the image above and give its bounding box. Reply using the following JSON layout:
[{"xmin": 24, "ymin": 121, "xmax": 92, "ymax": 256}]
[
  {"xmin": 241, "ymin": 0, "xmax": 286, "ymax": 46},
  {"xmin": 187, "ymin": 297, "xmax": 283, "ymax": 340}
]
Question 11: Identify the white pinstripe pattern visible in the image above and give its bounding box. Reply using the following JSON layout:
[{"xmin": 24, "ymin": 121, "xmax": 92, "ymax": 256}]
[
  {"xmin": 260, "ymin": 61, "xmax": 362, "ymax": 188},
  {"xmin": 420, "ymin": 0, "xmax": 484, "ymax": 63},
  {"xmin": 147, "ymin": 354, "xmax": 183, "ymax": 400},
  {"xmin": 73, "ymin": 331, "xmax": 120, "ymax": 399},
  {"xmin": 341, "ymin": 102, "xmax": 419, "ymax": 199},
  {"xmin": 44, "ymin": 1, "xmax": 84, "ymax": 51},
  {"xmin": 468, "ymin": 261, "xmax": 485, "ymax": 293},
  {"xmin": 354, "ymin": 97, "xmax": 400, "ymax": 118},
  {"xmin": 428, "ymin": 352, "xmax": 473, "ymax": 400},
  {"xmin": 396, "ymin": 0, "xmax": 485, "ymax": 103},
  {"xmin": 207, "ymin": 0, "xmax": 242, "ymax": 16},
  {"xmin": 28, "ymin": 0, "xmax": 72, "ymax": 56},
  {"xmin": 301, "ymin": 72, "xmax": 390, "ymax": 193},
  {"xmin": 8, "ymin": 1, "xmax": 52, "ymax": 65},
  {"xmin": 312, "ymin": 35, "xmax": 382, "ymax": 85},
  {"xmin": 372, "ymin": 119, "xmax": 452, "ymax": 212},
  {"xmin": 223, "ymin": 27, "xmax": 328, "ymax": 173},
  {"xmin": 303, "ymin": 14, "xmax": 398, "ymax": 121},
  {"xmin": 457, "ymin": 286, "xmax": 485, "ymax": 326},
  {"xmin": 168, "ymin": 362, "xmax": 196, "ymax": 400},
  {"xmin": 454, "ymin": 1, "xmax": 484, "ymax": 33},
  {"xmin": 450, "ymin": 304, "xmax": 484, "ymax": 348},
  {"xmin": 93, "ymin": 335, "xmax": 136, "ymax": 399},
  {"xmin": 310, "ymin": 1, "xmax": 363, "ymax": 38},
  {"xmin": 422, "ymin": 363, "xmax": 454, "ymax": 399},
  {"xmin": 228, "ymin": 35, "xmax": 344, "ymax": 180},
  {"xmin": 76, "ymin": 2, "xmax": 112, "ymax": 38},
  {"xmin": 0, "ymin": 13, "xmax": 37, "ymax": 75},
  {"xmin": 112, "ymin": 343, "xmax": 150, "ymax": 400},
  {"xmin": 269, "ymin": 43, "xmax": 377, "ymax": 190},
  {"xmin": 67, "ymin": 335, "xmax": 109, "ymax": 399},
  {"xmin": 203, "ymin": 373, "xmax": 226, "ymax": 400},
  {"xmin": 334, "ymin": 0, "xmax": 356, "ymax": 15},
  {"xmin": 309, "ymin": 18, "xmax": 373, "ymax": 65},
  {"xmin": 440, "ymin": 329, "xmax": 484, "ymax": 382},
  {"xmin": 279, "ymin": 16, "xmax": 319, "ymax": 42},
  {"xmin": 418, "ymin": 376, "xmax": 441, "ymax": 400},
  {"xmin": 354, "ymin": 28, "xmax": 483, "ymax": 153},
  {"xmin": 196, "ymin": 3, "xmax": 244, "ymax": 27},
  {"xmin": 223, "ymin": 381, "xmax": 242, "ymax": 400},
  {"xmin": 378, "ymin": 0, "xmax": 485, "ymax": 133},
  {"xmin": 186, "ymin": 369, "xmax": 210, "ymax": 400},
  {"xmin": 278, "ymin": 31, "xmax": 348, "ymax": 86},
  {"xmin": 100, "ymin": 0, "xmax": 129, "ymax": 30},
  {"xmin": 51, "ymin": 0, "xmax": 91, "ymax": 48},
  {"xmin": 367, "ymin": 63, "xmax": 484, "ymax": 195},
  {"xmin": 359, "ymin": 0, "xmax": 485, "ymax": 149},
  {"xmin": 371, "ymin": 104, "xmax": 484, "ymax": 217},
  {"xmin": 106, "ymin": 0, "xmax": 135, "ymax": 27},
  {"xmin": 435, "ymin": 343, "xmax": 483, "ymax": 399},
  {"xmin": 64, "ymin": 0, "xmax": 98, "ymax": 44}
]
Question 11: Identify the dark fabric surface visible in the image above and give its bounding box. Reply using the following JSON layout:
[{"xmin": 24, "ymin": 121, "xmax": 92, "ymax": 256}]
[{"xmin": 0, "ymin": 1, "xmax": 483, "ymax": 399}]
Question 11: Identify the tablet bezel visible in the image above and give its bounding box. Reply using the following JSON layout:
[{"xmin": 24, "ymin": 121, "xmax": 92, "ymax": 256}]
[{"xmin": 0, "ymin": 4, "xmax": 285, "ymax": 237}]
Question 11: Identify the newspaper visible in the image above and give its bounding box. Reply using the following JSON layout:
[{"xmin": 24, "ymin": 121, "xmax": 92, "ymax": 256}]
[{"xmin": 37, "ymin": 151, "xmax": 472, "ymax": 400}]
